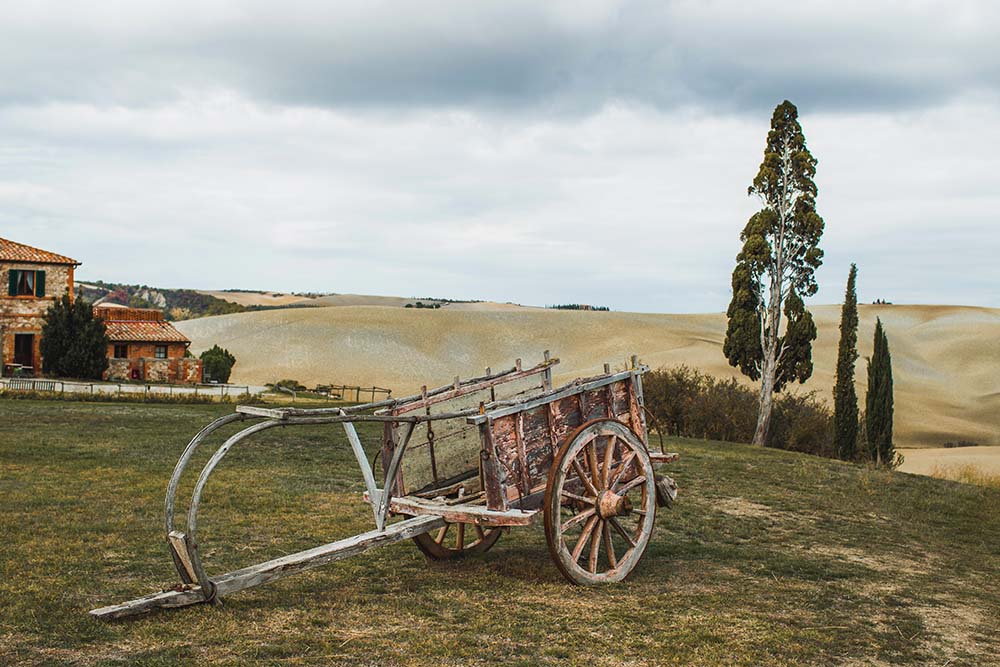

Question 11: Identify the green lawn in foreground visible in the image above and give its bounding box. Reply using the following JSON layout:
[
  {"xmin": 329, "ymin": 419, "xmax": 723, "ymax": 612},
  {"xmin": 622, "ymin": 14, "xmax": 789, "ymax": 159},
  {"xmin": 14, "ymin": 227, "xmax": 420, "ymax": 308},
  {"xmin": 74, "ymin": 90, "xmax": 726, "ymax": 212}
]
[{"xmin": 1, "ymin": 398, "xmax": 998, "ymax": 666}]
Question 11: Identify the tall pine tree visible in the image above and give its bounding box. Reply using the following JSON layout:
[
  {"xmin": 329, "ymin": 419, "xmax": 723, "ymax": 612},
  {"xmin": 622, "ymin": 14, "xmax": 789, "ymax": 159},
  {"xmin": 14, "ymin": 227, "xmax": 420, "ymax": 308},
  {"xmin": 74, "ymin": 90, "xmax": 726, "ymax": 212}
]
[
  {"xmin": 865, "ymin": 318, "xmax": 894, "ymax": 466},
  {"xmin": 724, "ymin": 100, "xmax": 824, "ymax": 446},
  {"xmin": 833, "ymin": 264, "xmax": 859, "ymax": 460}
]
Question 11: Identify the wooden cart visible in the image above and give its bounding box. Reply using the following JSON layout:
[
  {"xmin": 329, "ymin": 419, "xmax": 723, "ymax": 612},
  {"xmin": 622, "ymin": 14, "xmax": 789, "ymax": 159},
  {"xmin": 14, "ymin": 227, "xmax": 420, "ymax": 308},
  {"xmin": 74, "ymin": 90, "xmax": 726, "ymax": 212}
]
[{"xmin": 91, "ymin": 352, "xmax": 678, "ymax": 620}]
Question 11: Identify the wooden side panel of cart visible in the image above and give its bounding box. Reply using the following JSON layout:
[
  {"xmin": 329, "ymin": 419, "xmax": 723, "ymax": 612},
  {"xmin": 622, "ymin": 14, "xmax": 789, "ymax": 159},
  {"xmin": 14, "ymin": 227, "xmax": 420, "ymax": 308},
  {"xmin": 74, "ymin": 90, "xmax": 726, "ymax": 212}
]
[
  {"xmin": 473, "ymin": 363, "xmax": 649, "ymax": 511},
  {"xmin": 378, "ymin": 355, "xmax": 557, "ymax": 499}
]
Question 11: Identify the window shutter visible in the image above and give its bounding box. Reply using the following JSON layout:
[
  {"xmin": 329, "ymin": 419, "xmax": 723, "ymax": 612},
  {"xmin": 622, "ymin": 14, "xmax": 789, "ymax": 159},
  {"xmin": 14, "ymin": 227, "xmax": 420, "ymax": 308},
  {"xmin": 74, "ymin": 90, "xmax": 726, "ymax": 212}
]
[
  {"xmin": 7, "ymin": 270, "xmax": 17, "ymax": 296},
  {"xmin": 35, "ymin": 270, "xmax": 46, "ymax": 297}
]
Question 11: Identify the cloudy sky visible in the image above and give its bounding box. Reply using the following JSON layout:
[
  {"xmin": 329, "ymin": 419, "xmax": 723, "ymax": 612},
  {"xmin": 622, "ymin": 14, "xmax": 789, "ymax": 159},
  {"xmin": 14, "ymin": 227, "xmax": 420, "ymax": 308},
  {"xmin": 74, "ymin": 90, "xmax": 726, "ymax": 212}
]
[{"xmin": 1, "ymin": 1, "xmax": 997, "ymax": 312}]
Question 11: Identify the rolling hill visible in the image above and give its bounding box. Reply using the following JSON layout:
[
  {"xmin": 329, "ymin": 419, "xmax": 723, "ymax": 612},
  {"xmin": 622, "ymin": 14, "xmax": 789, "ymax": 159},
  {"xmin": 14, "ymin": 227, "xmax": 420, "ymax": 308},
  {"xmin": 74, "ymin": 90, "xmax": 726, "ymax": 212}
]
[{"xmin": 175, "ymin": 302, "xmax": 1000, "ymax": 450}]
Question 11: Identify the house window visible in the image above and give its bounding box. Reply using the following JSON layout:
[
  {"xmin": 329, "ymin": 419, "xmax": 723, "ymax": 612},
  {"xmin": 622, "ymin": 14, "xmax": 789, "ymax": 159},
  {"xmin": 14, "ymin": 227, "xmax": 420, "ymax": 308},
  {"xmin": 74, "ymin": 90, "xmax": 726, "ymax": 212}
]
[
  {"xmin": 113, "ymin": 344, "xmax": 129, "ymax": 359},
  {"xmin": 8, "ymin": 270, "xmax": 46, "ymax": 297},
  {"xmin": 154, "ymin": 345, "xmax": 167, "ymax": 359}
]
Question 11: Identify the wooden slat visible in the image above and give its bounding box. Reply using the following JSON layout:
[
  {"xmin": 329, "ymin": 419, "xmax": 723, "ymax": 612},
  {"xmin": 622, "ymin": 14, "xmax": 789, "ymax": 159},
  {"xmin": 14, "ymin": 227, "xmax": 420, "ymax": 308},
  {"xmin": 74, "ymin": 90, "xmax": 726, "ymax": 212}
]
[
  {"xmin": 235, "ymin": 405, "xmax": 287, "ymax": 419},
  {"xmin": 389, "ymin": 358, "xmax": 559, "ymax": 415},
  {"xmin": 167, "ymin": 531, "xmax": 197, "ymax": 583},
  {"xmin": 514, "ymin": 412, "xmax": 531, "ymax": 491},
  {"xmin": 467, "ymin": 367, "xmax": 649, "ymax": 425},
  {"xmin": 89, "ymin": 587, "xmax": 208, "ymax": 621},
  {"xmin": 479, "ymin": 420, "xmax": 506, "ymax": 511},
  {"xmin": 385, "ymin": 495, "xmax": 537, "ymax": 526}
]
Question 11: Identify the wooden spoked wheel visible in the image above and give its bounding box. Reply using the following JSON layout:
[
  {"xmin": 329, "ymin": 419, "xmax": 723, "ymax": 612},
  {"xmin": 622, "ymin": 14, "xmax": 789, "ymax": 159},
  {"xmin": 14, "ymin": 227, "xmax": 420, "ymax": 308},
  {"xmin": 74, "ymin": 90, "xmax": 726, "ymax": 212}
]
[
  {"xmin": 413, "ymin": 522, "xmax": 503, "ymax": 560},
  {"xmin": 544, "ymin": 419, "xmax": 656, "ymax": 585}
]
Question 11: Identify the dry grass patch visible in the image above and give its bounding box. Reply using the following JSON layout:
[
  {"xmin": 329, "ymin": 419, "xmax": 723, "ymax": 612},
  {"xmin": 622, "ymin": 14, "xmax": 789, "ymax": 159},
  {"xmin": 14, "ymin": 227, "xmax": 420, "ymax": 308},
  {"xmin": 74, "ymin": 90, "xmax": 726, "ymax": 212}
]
[{"xmin": 930, "ymin": 463, "xmax": 1000, "ymax": 489}]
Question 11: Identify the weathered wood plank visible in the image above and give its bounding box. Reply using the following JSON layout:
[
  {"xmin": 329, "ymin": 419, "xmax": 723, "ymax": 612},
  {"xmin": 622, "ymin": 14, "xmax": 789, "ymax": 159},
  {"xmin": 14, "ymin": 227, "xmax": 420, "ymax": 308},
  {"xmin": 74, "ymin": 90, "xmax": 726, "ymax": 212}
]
[
  {"xmin": 235, "ymin": 405, "xmax": 287, "ymax": 419},
  {"xmin": 90, "ymin": 515, "xmax": 445, "ymax": 621},
  {"xmin": 212, "ymin": 515, "xmax": 445, "ymax": 596},
  {"xmin": 467, "ymin": 367, "xmax": 649, "ymax": 425},
  {"xmin": 385, "ymin": 495, "xmax": 536, "ymax": 526},
  {"xmin": 390, "ymin": 357, "xmax": 559, "ymax": 415},
  {"xmin": 514, "ymin": 412, "xmax": 532, "ymax": 491},
  {"xmin": 89, "ymin": 586, "xmax": 209, "ymax": 621},
  {"xmin": 479, "ymin": 421, "xmax": 507, "ymax": 511},
  {"xmin": 167, "ymin": 531, "xmax": 197, "ymax": 583}
]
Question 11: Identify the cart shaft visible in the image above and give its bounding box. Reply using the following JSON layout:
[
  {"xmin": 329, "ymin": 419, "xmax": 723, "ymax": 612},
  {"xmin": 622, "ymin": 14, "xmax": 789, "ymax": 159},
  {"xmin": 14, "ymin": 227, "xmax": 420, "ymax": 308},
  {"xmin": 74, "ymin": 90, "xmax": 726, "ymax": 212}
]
[{"xmin": 90, "ymin": 514, "xmax": 445, "ymax": 621}]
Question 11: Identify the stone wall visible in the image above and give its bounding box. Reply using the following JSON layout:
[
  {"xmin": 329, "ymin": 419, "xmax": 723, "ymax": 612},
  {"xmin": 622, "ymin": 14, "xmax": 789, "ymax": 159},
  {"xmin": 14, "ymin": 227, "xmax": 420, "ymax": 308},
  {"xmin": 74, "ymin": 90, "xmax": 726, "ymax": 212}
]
[{"xmin": 104, "ymin": 356, "xmax": 203, "ymax": 384}]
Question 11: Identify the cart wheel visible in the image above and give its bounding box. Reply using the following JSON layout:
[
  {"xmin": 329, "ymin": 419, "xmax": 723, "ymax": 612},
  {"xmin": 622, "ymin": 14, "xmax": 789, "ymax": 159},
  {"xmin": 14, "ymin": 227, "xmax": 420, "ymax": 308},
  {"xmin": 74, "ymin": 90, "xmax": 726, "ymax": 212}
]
[
  {"xmin": 413, "ymin": 522, "xmax": 502, "ymax": 560},
  {"xmin": 544, "ymin": 419, "xmax": 656, "ymax": 585}
]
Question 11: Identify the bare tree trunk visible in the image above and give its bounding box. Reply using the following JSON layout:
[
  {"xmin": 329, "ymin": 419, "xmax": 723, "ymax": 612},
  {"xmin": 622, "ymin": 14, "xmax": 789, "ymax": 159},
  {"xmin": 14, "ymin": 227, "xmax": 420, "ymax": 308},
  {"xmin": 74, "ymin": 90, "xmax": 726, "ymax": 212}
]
[
  {"xmin": 753, "ymin": 248, "xmax": 785, "ymax": 446},
  {"xmin": 753, "ymin": 373, "xmax": 774, "ymax": 446}
]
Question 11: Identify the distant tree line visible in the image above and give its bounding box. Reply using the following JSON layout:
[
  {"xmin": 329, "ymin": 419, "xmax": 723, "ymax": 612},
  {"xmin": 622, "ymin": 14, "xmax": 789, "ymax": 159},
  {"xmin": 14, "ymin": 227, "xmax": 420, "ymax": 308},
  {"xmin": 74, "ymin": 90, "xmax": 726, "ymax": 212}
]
[
  {"xmin": 546, "ymin": 304, "xmax": 610, "ymax": 311},
  {"xmin": 80, "ymin": 281, "xmax": 247, "ymax": 320}
]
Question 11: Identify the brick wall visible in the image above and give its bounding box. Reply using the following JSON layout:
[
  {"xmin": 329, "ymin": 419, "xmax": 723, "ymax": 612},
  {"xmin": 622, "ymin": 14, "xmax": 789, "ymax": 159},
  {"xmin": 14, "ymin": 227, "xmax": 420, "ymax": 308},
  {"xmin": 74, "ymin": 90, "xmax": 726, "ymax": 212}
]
[{"xmin": 106, "ymin": 342, "xmax": 187, "ymax": 361}]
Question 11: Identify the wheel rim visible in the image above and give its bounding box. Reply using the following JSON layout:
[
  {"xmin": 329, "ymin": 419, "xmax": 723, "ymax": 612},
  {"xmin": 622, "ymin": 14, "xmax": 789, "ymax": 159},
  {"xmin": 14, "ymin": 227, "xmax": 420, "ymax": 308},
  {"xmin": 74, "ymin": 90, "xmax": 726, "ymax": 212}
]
[
  {"xmin": 413, "ymin": 521, "xmax": 502, "ymax": 560},
  {"xmin": 545, "ymin": 420, "xmax": 656, "ymax": 584}
]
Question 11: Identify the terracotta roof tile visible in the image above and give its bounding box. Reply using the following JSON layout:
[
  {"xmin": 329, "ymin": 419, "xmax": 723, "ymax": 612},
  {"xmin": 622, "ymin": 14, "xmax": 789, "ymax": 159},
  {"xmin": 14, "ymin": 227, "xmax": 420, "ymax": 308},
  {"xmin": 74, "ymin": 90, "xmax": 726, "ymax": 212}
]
[
  {"xmin": 105, "ymin": 320, "xmax": 191, "ymax": 344},
  {"xmin": 0, "ymin": 237, "xmax": 80, "ymax": 265}
]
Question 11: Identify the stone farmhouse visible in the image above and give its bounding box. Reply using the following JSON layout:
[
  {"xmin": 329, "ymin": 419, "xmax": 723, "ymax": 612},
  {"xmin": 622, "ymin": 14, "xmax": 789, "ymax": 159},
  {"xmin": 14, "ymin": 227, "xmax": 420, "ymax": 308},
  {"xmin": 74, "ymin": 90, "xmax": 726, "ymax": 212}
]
[
  {"xmin": 1, "ymin": 237, "xmax": 201, "ymax": 383},
  {"xmin": 0, "ymin": 237, "xmax": 80, "ymax": 375},
  {"xmin": 94, "ymin": 306, "xmax": 201, "ymax": 384}
]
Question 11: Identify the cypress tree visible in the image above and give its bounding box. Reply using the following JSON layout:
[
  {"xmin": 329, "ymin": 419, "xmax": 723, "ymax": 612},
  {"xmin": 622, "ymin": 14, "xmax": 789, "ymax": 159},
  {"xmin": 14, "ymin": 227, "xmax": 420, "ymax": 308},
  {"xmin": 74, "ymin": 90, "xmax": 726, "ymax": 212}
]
[
  {"xmin": 724, "ymin": 100, "xmax": 824, "ymax": 446},
  {"xmin": 833, "ymin": 264, "xmax": 859, "ymax": 460},
  {"xmin": 865, "ymin": 318, "xmax": 894, "ymax": 466},
  {"xmin": 40, "ymin": 296, "xmax": 109, "ymax": 379}
]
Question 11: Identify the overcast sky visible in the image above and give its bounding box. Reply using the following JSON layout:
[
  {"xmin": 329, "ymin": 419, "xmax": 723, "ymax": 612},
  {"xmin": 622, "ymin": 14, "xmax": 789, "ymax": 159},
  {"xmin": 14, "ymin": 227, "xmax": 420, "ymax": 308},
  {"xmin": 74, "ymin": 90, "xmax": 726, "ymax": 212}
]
[{"xmin": 1, "ymin": 1, "xmax": 997, "ymax": 312}]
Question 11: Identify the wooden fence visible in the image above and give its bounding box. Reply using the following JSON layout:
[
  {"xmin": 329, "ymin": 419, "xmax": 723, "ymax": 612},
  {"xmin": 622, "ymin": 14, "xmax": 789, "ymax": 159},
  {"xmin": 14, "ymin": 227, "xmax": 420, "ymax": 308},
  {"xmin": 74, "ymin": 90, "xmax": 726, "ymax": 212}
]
[{"xmin": 0, "ymin": 377, "xmax": 253, "ymax": 398}]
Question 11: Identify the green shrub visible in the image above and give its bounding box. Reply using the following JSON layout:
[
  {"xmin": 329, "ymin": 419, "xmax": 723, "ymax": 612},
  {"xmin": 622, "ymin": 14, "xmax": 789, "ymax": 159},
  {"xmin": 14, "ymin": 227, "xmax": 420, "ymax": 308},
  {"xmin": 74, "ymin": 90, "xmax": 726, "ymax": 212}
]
[
  {"xmin": 643, "ymin": 365, "xmax": 834, "ymax": 457},
  {"xmin": 270, "ymin": 379, "xmax": 307, "ymax": 392},
  {"xmin": 201, "ymin": 345, "xmax": 236, "ymax": 383}
]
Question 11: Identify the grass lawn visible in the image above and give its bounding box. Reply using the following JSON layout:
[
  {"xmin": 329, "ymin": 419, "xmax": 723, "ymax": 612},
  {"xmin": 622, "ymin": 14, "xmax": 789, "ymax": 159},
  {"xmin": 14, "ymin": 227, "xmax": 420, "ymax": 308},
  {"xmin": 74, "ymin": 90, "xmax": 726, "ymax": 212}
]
[{"xmin": 1, "ymin": 398, "xmax": 998, "ymax": 666}]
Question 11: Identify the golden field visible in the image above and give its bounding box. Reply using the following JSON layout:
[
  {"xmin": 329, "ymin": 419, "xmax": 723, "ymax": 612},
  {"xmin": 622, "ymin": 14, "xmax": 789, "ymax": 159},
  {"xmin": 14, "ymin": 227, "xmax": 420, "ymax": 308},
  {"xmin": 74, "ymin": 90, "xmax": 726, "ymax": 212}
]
[{"xmin": 176, "ymin": 302, "xmax": 1000, "ymax": 450}]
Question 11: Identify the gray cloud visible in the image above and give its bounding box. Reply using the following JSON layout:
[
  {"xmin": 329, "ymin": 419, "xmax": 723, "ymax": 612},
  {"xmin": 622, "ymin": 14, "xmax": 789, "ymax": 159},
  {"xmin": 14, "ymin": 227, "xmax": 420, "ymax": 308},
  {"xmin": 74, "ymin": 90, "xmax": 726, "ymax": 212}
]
[
  {"xmin": 1, "ymin": 2, "xmax": 998, "ymax": 114},
  {"xmin": 1, "ymin": 2, "xmax": 998, "ymax": 312}
]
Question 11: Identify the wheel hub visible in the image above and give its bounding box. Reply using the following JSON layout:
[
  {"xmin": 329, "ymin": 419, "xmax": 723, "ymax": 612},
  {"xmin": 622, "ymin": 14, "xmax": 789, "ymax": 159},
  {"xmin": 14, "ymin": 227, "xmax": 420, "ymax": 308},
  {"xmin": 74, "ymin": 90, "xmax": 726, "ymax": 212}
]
[{"xmin": 597, "ymin": 490, "xmax": 632, "ymax": 519}]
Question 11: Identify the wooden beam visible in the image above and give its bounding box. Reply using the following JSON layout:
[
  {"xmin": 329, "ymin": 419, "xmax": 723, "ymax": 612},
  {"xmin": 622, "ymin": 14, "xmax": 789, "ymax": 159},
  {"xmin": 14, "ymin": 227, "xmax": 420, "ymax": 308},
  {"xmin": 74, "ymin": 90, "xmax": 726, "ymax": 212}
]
[
  {"xmin": 384, "ymin": 495, "xmax": 537, "ymax": 526},
  {"xmin": 90, "ymin": 515, "xmax": 445, "ymax": 621},
  {"xmin": 235, "ymin": 405, "xmax": 286, "ymax": 419}
]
